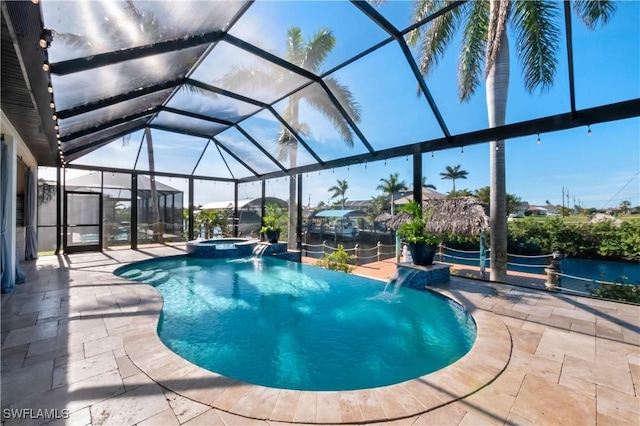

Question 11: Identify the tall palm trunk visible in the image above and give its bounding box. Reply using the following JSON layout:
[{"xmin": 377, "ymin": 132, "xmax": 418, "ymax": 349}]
[
  {"xmin": 288, "ymin": 98, "xmax": 299, "ymax": 250},
  {"xmin": 487, "ymin": 29, "xmax": 509, "ymax": 283},
  {"xmin": 145, "ymin": 128, "xmax": 163, "ymax": 244}
]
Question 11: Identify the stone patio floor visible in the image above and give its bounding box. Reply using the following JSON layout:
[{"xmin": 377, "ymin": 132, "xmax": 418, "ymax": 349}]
[{"xmin": 1, "ymin": 244, "xmax": 639, "ymax": 425}]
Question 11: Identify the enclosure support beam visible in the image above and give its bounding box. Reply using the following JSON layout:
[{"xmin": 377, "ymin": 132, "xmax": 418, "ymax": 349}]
[
  {"xmin": 297, "ymin": 174, "xmax": 303, "ymax": 252},
  {"xmin": 56, "ymin": 164, "xmax": 62, "ymax": 254},
  {"xmin": 131, "ymin": 174, "xmax": 138, "ymax": 250},
  {"xmin": 413, "ymin": 153, "xmax": 422, "ymax": 206},
  {"xmin": 261, "ymin": 180, "xmax": 266, "ymax": 241},
  {"xmin": 234, "ymin": 183, "xmax": 239, "ymax": 237},
  {"xmin": 188, "ymin": 178, "xmax": 194, "ymax": 241}
]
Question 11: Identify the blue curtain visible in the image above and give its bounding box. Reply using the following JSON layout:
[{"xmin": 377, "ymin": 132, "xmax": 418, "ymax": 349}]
[
  {"xmin": 1, "ymin": 141, "xmax": 15, "ymax": 293},
  {"xmin": 24, "ymin": 168, "xmax": 37, "ymax": 260}
]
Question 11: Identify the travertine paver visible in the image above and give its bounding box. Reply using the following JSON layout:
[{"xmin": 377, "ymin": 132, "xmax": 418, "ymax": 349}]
[{"xmin": 0, "ymin": 246, "xmax": 638, "ymax": 426}]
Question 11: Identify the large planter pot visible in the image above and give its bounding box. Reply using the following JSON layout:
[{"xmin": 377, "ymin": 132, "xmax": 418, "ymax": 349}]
[
  {"xmin": 264, "ymin": 230, "xmax": 280, "ymax": 244},
  {"xmin": 409, "ymin": 243, "xmax": 437, "ymax": 266}
]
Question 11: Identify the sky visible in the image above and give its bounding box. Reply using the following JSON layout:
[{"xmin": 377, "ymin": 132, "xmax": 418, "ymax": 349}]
[{"xmin": 44, "ymin": 0, "xmax": 640, "ymax": 210}]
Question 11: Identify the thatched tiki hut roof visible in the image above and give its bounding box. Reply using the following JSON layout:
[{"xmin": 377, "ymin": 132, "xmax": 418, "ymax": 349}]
[{"xmin": 387, "ymin": 197, "xmax": 490, "ymax": 236}]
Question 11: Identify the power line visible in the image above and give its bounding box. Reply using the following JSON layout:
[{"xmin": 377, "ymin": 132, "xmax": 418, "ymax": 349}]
[{"xmin": 601, "ymin": 171, "xmax": 640, "ymax": 209}]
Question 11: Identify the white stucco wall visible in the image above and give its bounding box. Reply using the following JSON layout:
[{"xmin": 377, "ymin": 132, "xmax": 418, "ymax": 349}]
[{"xmin": 2, "ymin": 109, "xmax": 40, "ymax": 278}]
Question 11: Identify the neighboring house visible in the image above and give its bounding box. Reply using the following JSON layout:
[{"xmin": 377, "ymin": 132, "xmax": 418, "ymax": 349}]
[
  {"xmin": 526, "ymin": 205, "xmax": 550, "ymax": 216},
  {"xmin": 394, "ymin": 188, "xmax": 446, "ymax": 206},
  {"xmin": 200, "ymin": 197, "xmax": 288, "ymax": 236},
  {"xmin": 512, "ymin": 202, "xmax": 530, "ymax": 218}
]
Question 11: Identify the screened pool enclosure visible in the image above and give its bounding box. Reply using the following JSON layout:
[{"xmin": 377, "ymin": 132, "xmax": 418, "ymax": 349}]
[{"xmin": 1, "ymin": 0, "xmax": 638, "ymax": 258}]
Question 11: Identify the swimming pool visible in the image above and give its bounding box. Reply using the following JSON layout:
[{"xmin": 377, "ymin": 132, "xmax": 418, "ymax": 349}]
[{"xmin": 116, "ymin": 256, "xmax": 476, "ymax": 391}]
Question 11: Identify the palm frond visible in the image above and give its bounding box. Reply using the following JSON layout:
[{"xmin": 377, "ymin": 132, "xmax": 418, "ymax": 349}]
[
  {"xmin": 413, "ymin": 1, "xmax": 464, "ymax": 78},
  {"xmin": 512, "ymin": 0, "xmax": 560, "ymax": 93},
  {"xmin": 408, "ymin": 0, "xmax": 451, "ymax": 47},
  {"xmin": 178, "ymin": 82, "xmax": 219, "ymax": 98},
  {"xmin": 323, "ymin": 77, "xmax": 361, "ymax": 123},
  {"xmin": 303, "ymin": 28, "xmax": 335, "ymax": 73},
  {"xmin": 216, "ymin": 65, "xmax": 281, "ymax": 94},
  {"xmin": 305, "ymin": 80, "xmax": 358, "ymax": 147},
  {"xmin": 286, "ymin": 27, "xmax": 306, "ymax": 65},
  {"xmin": 54, "ymin": 32, "xmax": 98, "ymax": 54},
  {"xmin": 485, "ymin": 0, "xmax": 511, "ymax": 78},
  {"xmin": 458, "ymin": 0, "xmax": 489, "ymax": 101},
  {"xmin": 572, "ymin": 0, "xmax": 617, "ymax": 29}
]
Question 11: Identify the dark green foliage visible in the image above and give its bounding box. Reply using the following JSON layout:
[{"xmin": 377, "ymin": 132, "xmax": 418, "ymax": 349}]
[
  {"xmin": 443, "ymin": 218, "xmax": 640, "ymax": 262},
  {"xmin": 506, "ymin": 218, "xmax": 640, "ymax": 261},
  {"xmin": 316, "ymin": 245, "xmax": 354, "ymax": 273}
]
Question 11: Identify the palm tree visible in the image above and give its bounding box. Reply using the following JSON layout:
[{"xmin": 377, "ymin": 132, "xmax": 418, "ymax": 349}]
[
  {"xmin": 377, "ymin": 173, "xmax": 408, "ymax": 218},
  {"xmin": 421, "ymin": 176, "xmax": 436, "ymax": 190},
  {"xmin": 440, "ymin": 165, "xmax": 468, "ymax": 192},
  {"xmin": 221, "ymin": 27, "xmax": 361, "ymax": 249},
  {"xmin": 620, "ymin": 200, "xmax": 631, "ymax": 214},
  {"xmin": 403, "ymin": 0, "xmax": 616, "ymax": 282},
  {"xmin": 328, "ymin": 179, "xmax": 349, "ymax": 210}
]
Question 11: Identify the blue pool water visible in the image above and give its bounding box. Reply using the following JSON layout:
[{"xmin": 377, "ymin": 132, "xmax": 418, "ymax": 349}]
[{"xmin": 116, "ymin": 256, "xmax": 476, "ymax": 391}]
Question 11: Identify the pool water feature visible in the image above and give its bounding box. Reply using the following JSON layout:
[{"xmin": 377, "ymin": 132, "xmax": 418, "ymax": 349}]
[{"xmin": 116, "ymin": 256, "xmax": 477, "ymax": 391}]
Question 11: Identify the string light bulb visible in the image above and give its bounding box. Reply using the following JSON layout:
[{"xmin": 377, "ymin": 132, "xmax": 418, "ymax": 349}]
[
  {"xmin": 537, "ymin": 133, "xmax": 541, "ymax": 144},
  {"xmin": 431, "ymin": 151, "xmax": 434, "ymax": 158},
  {"xmin": 47, "ymin": 85, "xmax": 53, "ymax": 94},
  {"xmin": 42, "ymin": 63, "xmax": 50, "ymax": 71},
  {"xmin": 587, "ymin": 125, "xmax": 592, "ymax": 136},
  {"xmin": 461, "ymin": 146, "xmax": 464, "ymax": 155}
]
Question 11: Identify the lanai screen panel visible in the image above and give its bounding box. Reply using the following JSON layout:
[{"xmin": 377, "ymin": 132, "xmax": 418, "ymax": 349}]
[{"xmin": 227, "ymin": 0, "xmax": 390, "ymax": 74}]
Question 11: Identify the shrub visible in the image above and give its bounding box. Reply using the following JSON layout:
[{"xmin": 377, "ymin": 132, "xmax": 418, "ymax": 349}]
[
  {"xmin": 590, "ymin": 277, "xmax": 640, "ymax": 304},
  {"xmin": 316, "ymin": 245, "xmax": 354, "ymax": 273}
]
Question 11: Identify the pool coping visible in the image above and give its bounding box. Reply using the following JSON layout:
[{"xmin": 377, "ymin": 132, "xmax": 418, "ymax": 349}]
[{"xmin": 117, "ymin": 266, "xmax": 513, "ymax": 424}]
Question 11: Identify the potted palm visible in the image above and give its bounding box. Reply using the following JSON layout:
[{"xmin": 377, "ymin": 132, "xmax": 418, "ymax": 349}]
[
  {"xmin": 397, "ymin": 201, "xmax": 441, "ymax": 266},
  {"xmin": 261, "ymin": 203, "xmax": 287, "ymax": 244}
]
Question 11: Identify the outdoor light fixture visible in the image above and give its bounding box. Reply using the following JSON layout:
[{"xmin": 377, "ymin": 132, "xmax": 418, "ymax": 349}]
[
  {"xmin": 51, "ymin": 114, "xmax": 57, "ymax": 120},
  {"xmin": 47, "ymin": 85, "xmax": 53, "ymax": 94},
  {"xmin": 54, "ymin": 125, "xmax": 59, "ymax": 130},
  {"xmin": 495, "ymin": 145, "xmax": 499, "ymax": 151},
  {"xmin": 42, "ymin": 63, "xmax": 50, "ymax": 71},
  {"xmin": 587, "ymin": 125, "xmax": 592, "ymax": 136},
  {"xmin": 49, "ymin": 102, "xmax": 55, "ymax": 109},
  {"xmin": 39, "ymin": 29, "xmax": 54, "ymax": 49}
]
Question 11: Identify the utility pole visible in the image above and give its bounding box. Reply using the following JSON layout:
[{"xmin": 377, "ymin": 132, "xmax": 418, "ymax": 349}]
[
  {"xmin": 562, "ymin": 187, "xmax": 565, "ymax": 217},
  {"xmin": 566, "ymin": 190, "xmax": 570, "ymax": 215}
]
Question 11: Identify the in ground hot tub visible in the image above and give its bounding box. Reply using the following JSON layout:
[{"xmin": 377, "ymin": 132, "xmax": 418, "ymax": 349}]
[{"xmin": 186, "ymin": 238, "xmax": 257, "ymax": 258}]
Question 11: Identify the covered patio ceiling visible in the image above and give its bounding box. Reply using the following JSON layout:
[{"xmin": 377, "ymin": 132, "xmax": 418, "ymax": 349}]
[{"xmin": 2, "ymin": 0, "xmax": 639, "ymax": 183}]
